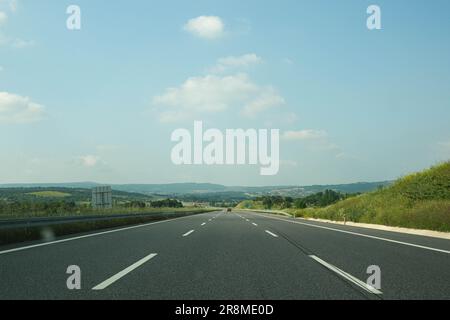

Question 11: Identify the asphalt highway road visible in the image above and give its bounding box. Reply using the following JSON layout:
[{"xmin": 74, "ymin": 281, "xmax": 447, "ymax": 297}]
[{"xmin": 0, "ymin": 210, "xmax": 449, "ymax": 300}]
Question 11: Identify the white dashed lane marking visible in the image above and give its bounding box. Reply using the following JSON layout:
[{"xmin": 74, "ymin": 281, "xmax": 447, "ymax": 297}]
[
  {"xmin": 183, "ymin": 230, "xmax": 195, "ymax": 237},
  {"xmin": 265, "ymin": 230, "xmax": 279, "ymax": 238},
  {"xmin": 92, "ymin": 253, "xmax": 158, "ymax": 290}
]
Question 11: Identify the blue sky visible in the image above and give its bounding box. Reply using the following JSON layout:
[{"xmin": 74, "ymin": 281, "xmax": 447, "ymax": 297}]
[{"xmin": 1, "ymin": 0, "xmax": 449, "ymax": 186}]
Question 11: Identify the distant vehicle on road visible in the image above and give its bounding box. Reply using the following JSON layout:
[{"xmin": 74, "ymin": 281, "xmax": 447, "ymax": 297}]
[{"xmin": 227, "ymin": 208, "xmax": 232, "ymax": 213}]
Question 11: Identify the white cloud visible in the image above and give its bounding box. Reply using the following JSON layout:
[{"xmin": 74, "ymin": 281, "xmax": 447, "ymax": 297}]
[
  {"xmin": 153, "ymin": 73, "xmax": 285, "ymax": 122},
  {"xmin": 0, "ymin": 36, "xmax": 35, "ymax": 48},
  {"xmin": 0, "ymin": 33, "xmax": 8, "ymax": 45},
  {"xmin": 282, "ymin": 129, "xmax": 346, "ymax": 158},
  {"xmin": 184, "ymin": 16, "xmax": 225, "ymax": 40},
  {"xmin": 438, "ymin": 141, "xmax": 450, "ymax": 149},
  {"xmin": 437, "ymin": 141, "xmax": 450, "ymax": 156},
  {"xmin": 335, "ymin": 152, "xmax": 358, "ymax": 160},
  {"xmin": 12, "ymin": 38, "xmax": 34, "ymax": 48},
  {"xmin": 264, "ymin": 112, "xmax": 299, "ymax": 127},
  {"xmin": 0, "ymin": 92, "xmax": 45, "ymax": 124},
  {"xmin": 281, "ymin": 112, "xmax": 299, "ymax": 124},
  {"xmin": 0, "ymin": 0, "xmax": 17, "ymax": 11},
  {"xmin": 0, "ymin": 3, "xmax": 33, "ymax": 49},
  {"xmin": 209, "ymin": 53, "xmax": 263, "ymax": 73},
  {"xmin": 79, "ymin": 155, "xmax": 101, "ymax": 167},
  {"xmin": 9, "ymin": 0, "xmax": 17, "ymax": 12},
  {"xmin": 154, "ymin": 54, "xmax": 285, "ymax": 121},
  {"xmin": 281, "ymin": 160, "xmax": 298, "ymax": 167},
  {"xmin": 0, "ymin": 11, "xmax": 7, "ymax": 26},
  {"xmin": 282, "ymin": 130, "xmax": 328, "ymax": 141},
  {"xmin": 157, "ymin": 110, "xmax": 189, "ymax": 123},
  {"xmin": 96, "ymin": 145, "xmax": 120, "ymax": 153},
  {"xmin": 0, "ymin": 0, "xmax": 18, "ymax": 27},
  {"xmin": 241, "ymin": 88, "xmax": 285, "ymax": 118},
  {"xmin": 154, "ymin": 74, "xmax": 254, "ymax": 113}
]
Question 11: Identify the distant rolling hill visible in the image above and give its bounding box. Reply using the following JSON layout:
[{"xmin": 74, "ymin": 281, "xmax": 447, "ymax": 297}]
[
  {"xmin": 0, "ymin": 181, "xmax": 391, "ymax": 197},
  {"xmin": 0, "ymin": 182, "xmax": 100, "ymax": 189},
  {"xmin": 0, "ymin": 187, "xmax": 155, "ymax": 203}
]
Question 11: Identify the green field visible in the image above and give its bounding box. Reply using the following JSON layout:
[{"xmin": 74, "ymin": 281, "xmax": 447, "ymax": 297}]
[
  {"xmin": 0, "ymin": 187, "xmax": 181, "ymax": 219},
  {"xmin": 27, "ymin": 191, "xmax": 72, "ymax": 198}
]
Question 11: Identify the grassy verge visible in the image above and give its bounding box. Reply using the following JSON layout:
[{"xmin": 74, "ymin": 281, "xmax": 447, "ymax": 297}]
[
  {"xmin": 238, "ymin": 208, "xmax": 291, "ymax": 217},
  {"xmin": 0, "ymin": 209, "xmax": 214, "ymax": 246},
  {"xmin": 238, "ymin": 162, "xmax": 450, "ymax": 233},
  {"xmin": 286, "ymin": 197, "xmax": 450, "ymax": 232},
  {"xmin": 236, "ymin": 200, "xmax": 266, "ymax": 210}
]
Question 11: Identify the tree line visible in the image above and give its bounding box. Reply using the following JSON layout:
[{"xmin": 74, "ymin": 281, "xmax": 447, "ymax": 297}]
[
  {"xmin": 256, "ymin": 190, "xmax": 359, "ymax": 210},
  {"xmin": 0, "ymin": 200, "xmax": 82, "ymax": 216},
  {"xmin": 0, "ymin": 198, "xmax": 184, "ymax": 217},
  {"xmin": 124, "ymin": 199, "xmax": 183, "ymax": 209}
]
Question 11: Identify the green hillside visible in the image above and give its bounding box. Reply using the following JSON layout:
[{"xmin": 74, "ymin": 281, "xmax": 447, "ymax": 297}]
[
  {"xmin": 28, "ymin": 191, "xmax": 71, "ymax": 198},
  {"xmin": 0, "ymin": 181, "xmax": 391, "ymax": 197},
  {"xmin": 0, "ymin": 187, "xmax": 161, "ymax": 219},
  {"xmin": 287, "ymin": 162, "xmax": 450, "ymax": 232}
]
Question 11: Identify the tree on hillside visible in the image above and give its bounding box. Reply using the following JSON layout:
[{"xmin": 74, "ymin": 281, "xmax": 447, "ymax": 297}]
[{"xmin": 262, "ymin": 197, "xmax": 273, "ymax": 209}]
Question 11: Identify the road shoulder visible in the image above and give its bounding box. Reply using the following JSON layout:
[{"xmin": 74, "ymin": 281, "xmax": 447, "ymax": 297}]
[{"xmin": 238, "ymin": 209, "xmax": 450, "ymax": 240}]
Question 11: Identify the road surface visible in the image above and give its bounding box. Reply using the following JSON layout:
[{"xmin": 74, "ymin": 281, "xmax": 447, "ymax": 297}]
[{"xmin": 0, "ymin": 210, "xmax": 449, "ymax": 300}]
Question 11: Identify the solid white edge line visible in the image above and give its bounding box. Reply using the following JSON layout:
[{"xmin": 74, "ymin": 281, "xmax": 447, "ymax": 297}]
[
  {"xmin": 0, "ymin": 212, "xmax": 217, "ymax": 256},
  {"xmin": 249, "ymin": 212, "xmax": 450, "ymax": 254},
  {"xmin": 183, "ymin": 230, "xmax": 195, "ymax": 237},
  {"xmin": 92, "ymin": 253, "xmax": 158, "ymax": 290},
  {"xmin": 309, "ymin": 255, "xmax": 382, "ymax": 295},
  {"xmin": 265, "ymin": 230, "xmax": 279, "ymax": 238}
]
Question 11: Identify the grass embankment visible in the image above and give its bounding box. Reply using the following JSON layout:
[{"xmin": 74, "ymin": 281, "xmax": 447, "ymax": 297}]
[
  {"xmin": 238, "ymin": 162, "xmax": 450, "ymax": 232},
  {"xmin": 0, "ymin": 208, "xmax": 215, "ymax": 246},
  {"xmin": 237, "ymin": 200, "xmax": 266, "ymax": 210},
  {"xmin": 289, "ymin": 162, "xmax": 450, "ymax": 232}
]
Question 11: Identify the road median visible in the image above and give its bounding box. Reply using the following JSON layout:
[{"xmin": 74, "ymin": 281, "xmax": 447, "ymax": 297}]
[{"xmin": 0, "ymin": 209, "xmax": 215, "ymax": 246}]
